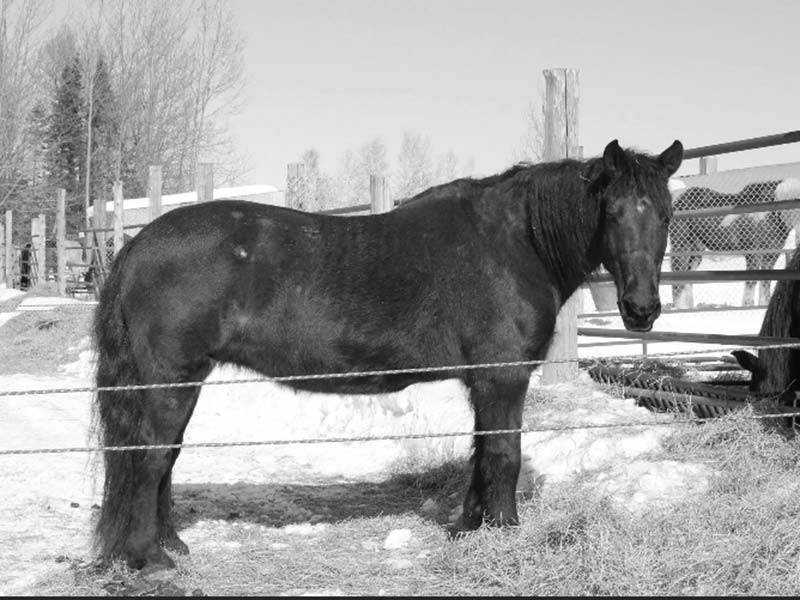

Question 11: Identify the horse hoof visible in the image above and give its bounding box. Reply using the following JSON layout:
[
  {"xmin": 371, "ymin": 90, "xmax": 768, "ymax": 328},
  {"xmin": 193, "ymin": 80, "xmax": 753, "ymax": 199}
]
[
  {"xmin": 447, "ymin": 512, "xmax": 482, "ymax": 539},
  {"xmin": 446, "ymin": 524, "xmax": 470, "ymax": 541},
  {"xmin": 162, "ymin": 535, "xmax": 190, "ymax": 555},
  {"xmin": 128, "ymin": 546, "xmax": 176, "ymax": 573}
]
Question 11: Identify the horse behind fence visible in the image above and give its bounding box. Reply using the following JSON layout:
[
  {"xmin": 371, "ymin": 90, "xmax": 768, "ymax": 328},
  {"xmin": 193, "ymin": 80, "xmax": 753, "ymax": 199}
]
[{"xmin": 670, "ymin": 179, "xmax": 793, "ymax": 308}]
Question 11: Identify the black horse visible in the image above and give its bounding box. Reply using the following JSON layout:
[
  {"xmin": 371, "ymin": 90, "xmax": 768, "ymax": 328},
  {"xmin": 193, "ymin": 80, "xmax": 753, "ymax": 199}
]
[
  {"xmin": 92, "ymin": 139, "xmax": 683, "ymax": 571},
  {"xmin": 670, "ymin": 180, "xmax": 790, "ymax": 308},
  {"xmin": 733, "ymin": 243, "xmax": 800, "ymax": 401}
]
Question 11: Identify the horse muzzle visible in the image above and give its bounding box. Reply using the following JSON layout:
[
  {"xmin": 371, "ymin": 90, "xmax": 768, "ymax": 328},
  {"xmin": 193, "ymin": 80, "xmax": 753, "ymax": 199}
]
[{"xmin": 618, "ymin": 296, "xmax": 661, "ymax": 332}]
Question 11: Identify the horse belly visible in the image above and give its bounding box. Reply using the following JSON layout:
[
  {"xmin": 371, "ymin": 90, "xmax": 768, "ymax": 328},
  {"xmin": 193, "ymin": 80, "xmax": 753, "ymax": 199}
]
[{"xmin": 211, "ymin": 275, "xmax": 467, "ymax": 394}]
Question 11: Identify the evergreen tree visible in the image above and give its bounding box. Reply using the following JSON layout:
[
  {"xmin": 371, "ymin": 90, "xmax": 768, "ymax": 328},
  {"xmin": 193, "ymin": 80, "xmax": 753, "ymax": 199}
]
[
  {"xmin": 86, "ymin": 55, "xmax": 119, "ymax": 210},
  {"xmin": 46, "ymin": 55, "xmax": 85, "ymax": 230}
]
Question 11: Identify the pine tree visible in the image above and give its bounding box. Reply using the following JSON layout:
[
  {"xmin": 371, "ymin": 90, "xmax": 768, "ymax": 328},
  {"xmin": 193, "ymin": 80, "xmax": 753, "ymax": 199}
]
[
  {"xmin": 46, "ymin": 55, "xmax": 85, "ymax": 231},
  {"xmin": 86, "ymin": 55, "xmax": 119, "ymax": 211}
]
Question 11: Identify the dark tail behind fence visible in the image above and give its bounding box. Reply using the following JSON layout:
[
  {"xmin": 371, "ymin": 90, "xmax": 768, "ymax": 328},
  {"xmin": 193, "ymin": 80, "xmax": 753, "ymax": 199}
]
[{"xmin": 91, "ymin": 242, "xmax": 147, "ymax": 561}]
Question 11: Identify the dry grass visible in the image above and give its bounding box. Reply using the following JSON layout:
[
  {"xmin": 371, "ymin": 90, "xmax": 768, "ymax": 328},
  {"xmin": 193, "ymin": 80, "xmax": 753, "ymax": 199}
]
[
  {"xmin": 46, "ymin": 414, "xmax": 800, "ymax": 597},
  {"xmin": 434, "ymin": 414, "xmax": 800, "ymax": 596},
  {"xmin": 0, "ymin": 285, "xmax": 94, "ymax": 376}
]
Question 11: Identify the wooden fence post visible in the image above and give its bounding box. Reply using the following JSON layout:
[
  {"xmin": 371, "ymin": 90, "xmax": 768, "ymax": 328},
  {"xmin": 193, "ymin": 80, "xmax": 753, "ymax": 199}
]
[
  {"xmin": 370, "ymin": 175, "xmax": 391, "ymax": 214},
  {"xmin": 31, "ymin": 213, "xmax": 46, "ymax": 285},
  {"xmin": 197, "ymin": 162, "xmax": 214, "ymax": 204},
  {"xmin": 113, "ymin": 181, "xmax": 125, "ymax": 255},
  {"xmin": 0, "ymin": 213, "xmax": 4, "ymax": 287},
  {"xmin": 149, "ymin": 165, "xmax": 162, "ymax": 222},
  {"xmin": 93, "ymin": 197, "xmax": 107, "ymax": 269},
  {"xmin": 286, "ymin": 162, "xmax": 305, "ymax": 211},
  {"xmin": 4, "ymin": 210, "xmax": 11, "ymax": 287},
  {"xmin": 541, "ymin": 67, "xmax": 580, "ymax": 384},
  {"xmin": 699, "ymin": 156, "xmax": 717, "ymax": 175},
  {"xmin": 56, "ymin": 190, "xmax": 66, "ymax": 296}
]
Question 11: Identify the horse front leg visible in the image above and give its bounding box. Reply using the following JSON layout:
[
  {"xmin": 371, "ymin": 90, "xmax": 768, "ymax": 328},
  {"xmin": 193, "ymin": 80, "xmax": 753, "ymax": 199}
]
[
  {"xmin": 758, "ymin": 252, "xmax": 779, "ymax": 305},
  {"xmin": 671, "ymin": 252, "xmax": 699, "ymax": 309},
  {"xmin": 743, "ymin": 253, "xmax": 760, "ymax": 307},
  {"xmin": 456, "ymin": 374, "xmax": 529, "ymax": 532}
]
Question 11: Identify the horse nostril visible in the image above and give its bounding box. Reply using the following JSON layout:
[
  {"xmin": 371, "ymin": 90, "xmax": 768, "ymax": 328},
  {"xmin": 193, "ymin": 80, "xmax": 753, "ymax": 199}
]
[{"xmin": 622, "ymin": 298, "xmax": 660, "ymax": 318}]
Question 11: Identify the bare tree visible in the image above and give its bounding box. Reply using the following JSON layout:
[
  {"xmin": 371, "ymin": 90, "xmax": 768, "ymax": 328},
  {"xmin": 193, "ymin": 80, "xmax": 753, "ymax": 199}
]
[
  {"xmin": 434, "ymin": 149, "xmax": 459, "ymax": 184},
  {"xmin": 97, "ymin": 0, "xmax": 245, "ymax": 195},
  {"xmin": 513, "ymin": 96, "xmax": 545, "ymax": 164},
  {"xmin": 295, "ymin": 148, "xmax": 337, "ymax": 211},
  {"xmin": 393, "ymin": 131, "xmax": 433, "ymax": 201},
  {"xmin": 0, "ymin": 0, "xmax": 50, "ymax": 210},
  {"xmin": 334, "ymin": 137, "xmax": 389, "ymax": 208}
]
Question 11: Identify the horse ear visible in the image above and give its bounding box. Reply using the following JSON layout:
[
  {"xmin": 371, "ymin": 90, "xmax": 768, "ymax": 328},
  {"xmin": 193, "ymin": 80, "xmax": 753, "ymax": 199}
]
[
  {"xmin": 602, "ymin": 139, "xmax": 625, "ymax": 174},
  {"xmin": 731, "ymin": 349, "xmax": 760, "ymax": 374},
  {"xmin": 658, "ymin": 140, "xmax": 683, "ymax": 177}
]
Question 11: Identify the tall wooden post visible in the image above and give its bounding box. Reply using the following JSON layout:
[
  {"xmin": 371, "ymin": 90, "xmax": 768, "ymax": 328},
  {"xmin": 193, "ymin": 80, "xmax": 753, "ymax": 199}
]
[
  {"xmin": 699, "ymin": 156, "xmax": 717, "ymax": 175},
  {"xmin": 93, "ymin": 197, "xmax": 107, "ymax": 269},
  {"xmin": 32, "ymin": 213, "xmax": 46, "ymax": 284},
  {"xmin": 148, "ymin": 165, "xmax": 162, "ymax": 222},
  {"xmin": 113, "ymin": 181, "xmax": 125, "ymax": 255},
  {"xmin": 0, "ymin": 213, "xmax": 4, "ymax": 287},
  {"xmin": 370, "ymin": 175, "xmax": 391, "ymax": 214},
  {"xmin": 197, "ymin": 162, "xmax": 214, "ymax": 204},
  {"xmin": 286, "ymin": 162, "xmax": 305, "ymax": 211},
  {"xmin": 56, "ymin": 190, "xmax": 66, "ymax": 295},
  {"xmin": 4, "ymin": 210, "xmax": 11, "ymax": 287},
  {"xmin": 541, "ymin": 68, "xmax": 580, "ymax": 384}
]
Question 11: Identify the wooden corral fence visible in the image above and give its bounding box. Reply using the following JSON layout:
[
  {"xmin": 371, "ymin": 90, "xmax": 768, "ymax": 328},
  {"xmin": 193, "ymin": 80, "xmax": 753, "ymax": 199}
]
[
  {"xmin": 579, "ymin": 130, "xmax": 800, "ymax": 360},
  {"xmin": 0, "ymin": 209, "xmax": 47, "ymax": 291}
]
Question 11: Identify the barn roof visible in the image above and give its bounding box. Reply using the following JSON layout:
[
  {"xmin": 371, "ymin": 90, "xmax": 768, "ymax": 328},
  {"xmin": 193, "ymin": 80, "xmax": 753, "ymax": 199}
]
[
  {"xmin": 92, "ymin": 184, "xmax": 284, "ymax": 216},
  {"xmin": 676, "ymin": 162, "xmax": 800, "ymax": 195}
]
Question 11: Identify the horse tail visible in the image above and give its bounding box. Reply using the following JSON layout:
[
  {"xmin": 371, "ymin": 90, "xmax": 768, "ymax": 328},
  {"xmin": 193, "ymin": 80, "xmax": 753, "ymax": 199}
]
[{"xmin": 90, "ymin": 241, "xmax": 143, "ymax": 560}]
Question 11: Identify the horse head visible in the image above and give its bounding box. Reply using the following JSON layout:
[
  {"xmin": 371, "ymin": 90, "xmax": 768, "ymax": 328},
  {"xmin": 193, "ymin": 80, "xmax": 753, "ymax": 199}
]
[{"xmin": 599, "ymin": 139, "xmax": 683, "ymax": 331}]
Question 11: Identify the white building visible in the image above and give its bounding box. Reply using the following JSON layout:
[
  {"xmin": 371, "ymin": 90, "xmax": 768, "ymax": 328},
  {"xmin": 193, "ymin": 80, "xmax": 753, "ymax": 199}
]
[{"xmin": 88, "ymin": 184, "xmax": 286, "ymax": 235}]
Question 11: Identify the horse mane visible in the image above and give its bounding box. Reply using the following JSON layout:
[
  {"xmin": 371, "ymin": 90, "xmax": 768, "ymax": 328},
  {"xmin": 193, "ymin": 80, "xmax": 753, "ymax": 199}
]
[
  {"xmin": 511, "ymin": 150, "xmax": 672, "ymax": 298},
  {"xmin": 402, "ymin": 149, "xmax": 672, "ymax": 299}
]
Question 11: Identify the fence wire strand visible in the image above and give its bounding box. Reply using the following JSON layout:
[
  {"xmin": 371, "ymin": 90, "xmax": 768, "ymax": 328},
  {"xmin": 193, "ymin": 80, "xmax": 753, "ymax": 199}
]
[
  {"xmin": 2, "ymin": 340, "xmax": 800, "ymax": 457},
  {"xmin": 3, "ymin": 411, "xmax": 799, "ymax": 457},
  {"xmin": 2, "ymin": 341, "xmax": 800, "ymax": 399}
]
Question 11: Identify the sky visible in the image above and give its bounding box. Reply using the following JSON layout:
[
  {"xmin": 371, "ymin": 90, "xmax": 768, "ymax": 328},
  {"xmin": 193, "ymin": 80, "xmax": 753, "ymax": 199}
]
[{"xmin": 224, "ymin": 0, "xmax": 800, "ymax": 189}]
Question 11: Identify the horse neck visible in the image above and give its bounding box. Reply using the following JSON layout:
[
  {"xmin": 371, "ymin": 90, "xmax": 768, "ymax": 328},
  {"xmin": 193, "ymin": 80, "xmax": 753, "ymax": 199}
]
[{"xmin": 517, "ymin": 160, "xmax": 603, "ymax": 303}]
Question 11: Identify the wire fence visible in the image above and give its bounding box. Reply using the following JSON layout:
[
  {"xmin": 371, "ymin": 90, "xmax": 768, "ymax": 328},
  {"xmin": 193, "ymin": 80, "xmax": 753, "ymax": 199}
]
[
  {"xmin": 670, "ymin": 166, "xmax": 800, "ymax": 308},
  {"xmin": 2, "ymin": 342, "xmax": 800, "ymax": 458}
]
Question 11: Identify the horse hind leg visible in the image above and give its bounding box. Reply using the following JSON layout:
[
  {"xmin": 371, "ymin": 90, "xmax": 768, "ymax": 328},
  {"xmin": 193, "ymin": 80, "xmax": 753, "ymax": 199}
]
[
  {"xmin": 156, "ymin": 384, "xmax": 206, "ymax": 555},
  {"xmin": 157, "ymin": 462, "xmax": 185, "ymax": 554},
  {"xmin": 125, "ymin": 367, "xmax": 209, "ymax": 572},
  {"xmin": 454, "ymin": 372, "xmax": 529, "ymax": 533}
]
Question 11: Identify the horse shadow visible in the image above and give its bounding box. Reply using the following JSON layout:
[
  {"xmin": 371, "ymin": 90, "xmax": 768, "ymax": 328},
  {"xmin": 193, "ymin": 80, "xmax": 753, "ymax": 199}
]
[{"xmin": 170, "ymin": 459, "xmax": 473, "ymax": 531}]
